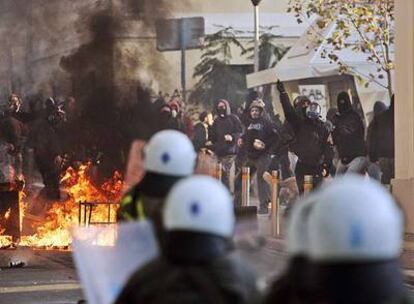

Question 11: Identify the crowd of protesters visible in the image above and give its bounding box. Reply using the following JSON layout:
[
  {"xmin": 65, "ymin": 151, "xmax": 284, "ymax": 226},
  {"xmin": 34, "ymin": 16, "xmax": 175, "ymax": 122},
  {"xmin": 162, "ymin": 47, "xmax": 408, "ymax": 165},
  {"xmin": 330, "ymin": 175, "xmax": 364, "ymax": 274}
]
[
  {"xmin": 113, "ymin": 91, "xmax": 404, "ymax": 304},
  {"xmin": 189, "ymin": 81, "xmax": 395, "ymax": 215}
]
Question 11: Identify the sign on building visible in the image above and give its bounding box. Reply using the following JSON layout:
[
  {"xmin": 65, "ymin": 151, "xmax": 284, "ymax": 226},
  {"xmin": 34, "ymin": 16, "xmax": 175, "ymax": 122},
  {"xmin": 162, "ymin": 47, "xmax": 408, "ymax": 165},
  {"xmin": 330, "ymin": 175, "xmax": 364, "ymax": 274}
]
[
  {"xmin": 156, "ymin": 17, "xmax": 205, "ymax": 51},
  {"xmin": 298, "ymin": 85, "xmax": 328, "ymax": 121}
]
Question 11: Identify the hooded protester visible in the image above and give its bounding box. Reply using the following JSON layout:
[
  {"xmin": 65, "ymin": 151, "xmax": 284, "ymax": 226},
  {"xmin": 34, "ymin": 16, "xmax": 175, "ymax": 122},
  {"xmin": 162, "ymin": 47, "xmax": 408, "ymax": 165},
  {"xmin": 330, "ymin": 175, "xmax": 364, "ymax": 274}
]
[
  {"xmin": 277, "ymin": 81, "xmax": 333, "ymax": 193},
  {"xmin": 264, "ymin": 194, "xmax": 322, "ymax": 303},
  {"xmin": 193, "ymin": 111, "xmax": 213, "ymax": 153},
  {"xmin": 118, "ymin": 130, "xmax": 197, "ymax": 245},
  {"xmin": 2, "ymin": 94, "xmax": 35, "ymax": 178},
  {"xmin": 367, "ymin": 96, "xmax": 395, "ymax": 184},
  {"xmin": 366, "ymin": 101, "xmax": 387, "ymax": 181},
  {"xmin": 332, "ymin": 92, "xmax": 367, "ymax": 175},
  {"xmin": 115, "ymin": 176, "xmax": 260, "ymax": 304},
  {"xmin": 239, "ymin": 90, "xmax": 262, "ymax": 127},
  {"xmin": 307, "ymin": 175, "xmax": 411, "ymax": 304},
  {"xmin": 27, "ymin": 97, "xmax": 64, "ymax": 200},
  {"xmin": 234, "ymin": 99, "xmax": 281, "ymax": 214},
  {"xmin": 373, "ymin": 101, "xmax": 388, "ymax": 117},
  {"xmin": 158, "ymin": 103, "xmax": 185, "ymax": 132},
  {"xmin": 210, "ymin": 99, "xmax": 243, "ymax": 190}
]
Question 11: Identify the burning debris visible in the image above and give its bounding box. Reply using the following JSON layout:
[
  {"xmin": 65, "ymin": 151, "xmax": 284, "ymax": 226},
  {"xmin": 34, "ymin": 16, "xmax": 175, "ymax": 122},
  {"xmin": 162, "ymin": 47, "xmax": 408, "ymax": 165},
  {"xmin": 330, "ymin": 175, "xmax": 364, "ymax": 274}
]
[
  {"xmin": 0, "ymin": 0, "xmax": 191, "ymax": 251},
  {"xmin": 0, "ymin": 163, "xmax": 123, "ymax": 250},
  {"xmin": 9, "ymin": 261, "xmax": 25, "ymax": 268}
]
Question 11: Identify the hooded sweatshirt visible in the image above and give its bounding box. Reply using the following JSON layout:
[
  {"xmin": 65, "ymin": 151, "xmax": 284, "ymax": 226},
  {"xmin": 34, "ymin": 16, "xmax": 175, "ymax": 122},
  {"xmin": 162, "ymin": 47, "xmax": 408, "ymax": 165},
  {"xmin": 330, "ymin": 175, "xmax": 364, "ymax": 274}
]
[
  {"xmin": 210, "ymin": 100, "xmax": 243, "ymax": 157},
  {"xmin": 368, "ymin": 98, "xmax": 395, "ymax": 161},
  {"xmin": 332, "ymin": 92, "xmax": 366, "ymax": 164},
  {"xmin": 242, "ymin": 102, "xmax": 281, "ymax": 159}
]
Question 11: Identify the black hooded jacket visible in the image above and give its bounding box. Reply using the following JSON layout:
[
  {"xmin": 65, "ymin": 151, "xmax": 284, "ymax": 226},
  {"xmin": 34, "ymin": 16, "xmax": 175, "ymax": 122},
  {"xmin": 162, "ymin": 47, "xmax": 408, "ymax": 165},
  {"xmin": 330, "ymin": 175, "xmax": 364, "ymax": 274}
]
[
  {"xmin": 332, "ymin": 92, "xmax": 366, "ymax": 164},
  {"xmin": 242, "ymin": 107, "xmax": 282, "ymax": 159},
  {"xmin": 115, "ymin": 232, "xmax": 260, "ymax": 304},
  {"xmin": 368, "ymin": 99, "xmax": 395, "ymax": 161},
  {"xmin": 211, "ymin": 100, "xmax": 243, "ymax": 157},
  {"xmin": 279, "ymin": 92, "xmax": 332, "ymax": 166}
]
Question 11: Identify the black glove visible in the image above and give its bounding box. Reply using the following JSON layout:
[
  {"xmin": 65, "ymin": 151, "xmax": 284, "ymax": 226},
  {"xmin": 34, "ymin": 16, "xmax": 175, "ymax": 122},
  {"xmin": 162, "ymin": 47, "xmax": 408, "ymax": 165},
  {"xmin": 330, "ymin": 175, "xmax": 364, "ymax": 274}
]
[{"xmin": 276, "ymin": 80, "xmax": 286, "ymax": 94}]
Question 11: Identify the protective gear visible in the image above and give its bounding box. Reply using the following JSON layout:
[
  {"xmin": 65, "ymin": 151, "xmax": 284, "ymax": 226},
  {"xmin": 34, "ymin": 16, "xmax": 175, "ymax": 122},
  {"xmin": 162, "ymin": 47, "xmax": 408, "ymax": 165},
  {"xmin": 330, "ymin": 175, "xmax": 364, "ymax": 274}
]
[
  {"xmin": 264, "ymin": 195, "xmax": 319, "ymax": 304},
  {"xmin": 116, "ymin": 252, "xmax": 260, "ymax": 304},
  {"xmin": 171, "ymin": 110, "xmax": 178, "ymax": 118},
  {"xmin": 163, "ymin": 176, "xmax": 235, "ymax": 238},
  {"xmin": 306, "ymin": 102, "xmax": 321, "ymax": 120},
  {"xmin": 217, "ymin": 107, "xmax": 227, "ymax": 117},
  {"xmin": 279, "ymin": 91, "xmax": 332, "ymax": 193},
  {"xmin": 286, "ymin": 195, "xmax": 317, "ymax": 256},
  {"xmin": 216, "ymin": 99, "xmax": 230, "ymax": 118},
  {"xmin": 144, "ymin": 130, "xmax": 196, "ymax": 177},
  {"xmin": 308, "ymin": 175, "xmax": 403, "ymax": 262}
]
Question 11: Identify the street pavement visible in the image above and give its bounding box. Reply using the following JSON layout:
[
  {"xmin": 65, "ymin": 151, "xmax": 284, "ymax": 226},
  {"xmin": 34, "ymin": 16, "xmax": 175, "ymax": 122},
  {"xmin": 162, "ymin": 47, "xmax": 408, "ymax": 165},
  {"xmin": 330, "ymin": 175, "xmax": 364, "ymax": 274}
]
[
  {"xmin": 1, "ymin": 211, "xmax": 414, "ymax": 303},
  {"xmin": 0, "ymin": 248, "xmax": 82, "ymax": 304}
]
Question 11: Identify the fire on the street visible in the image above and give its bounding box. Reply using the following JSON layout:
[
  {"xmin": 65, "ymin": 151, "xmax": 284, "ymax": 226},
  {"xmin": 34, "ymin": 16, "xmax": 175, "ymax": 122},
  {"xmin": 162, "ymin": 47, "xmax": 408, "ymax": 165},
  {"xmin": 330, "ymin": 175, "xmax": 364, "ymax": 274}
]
[{"xmin": 0, "ymin": 163, "xmax": 123, "ymax": 250}]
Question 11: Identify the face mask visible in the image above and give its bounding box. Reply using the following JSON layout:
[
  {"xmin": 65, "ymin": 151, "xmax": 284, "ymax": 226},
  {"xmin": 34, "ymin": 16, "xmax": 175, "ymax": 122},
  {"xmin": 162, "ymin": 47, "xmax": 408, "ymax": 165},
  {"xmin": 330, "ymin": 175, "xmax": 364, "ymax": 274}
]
[
  {"xmin": 171, "ymin": 110, "xmax": 178, "ymax": 118},
  {"xmin": 217, "ymin": 107, "xmax": 226, "ymax": 116},
  {"xmin": 306, "ymin": 103, "xmax": 321, "ymax": 120}
]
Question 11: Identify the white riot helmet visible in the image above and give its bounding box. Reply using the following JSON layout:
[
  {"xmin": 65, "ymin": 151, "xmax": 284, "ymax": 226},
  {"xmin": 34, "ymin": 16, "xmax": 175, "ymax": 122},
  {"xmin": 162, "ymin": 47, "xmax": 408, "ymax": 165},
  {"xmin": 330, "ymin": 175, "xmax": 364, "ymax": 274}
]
[
  {"xmin": 286, "ymin": 194, "xmax": 318, "ymax": 257},
  {"xmin": 308, "ymin": 175, "xmax": 403, "ymax": 262},
  {"xmin": 163, "ymin": 175, "xmax": 235, "ymax": 238},
  {"xmin": 144, "ymin": 130, "xmax": 196, "ymax": 177}
]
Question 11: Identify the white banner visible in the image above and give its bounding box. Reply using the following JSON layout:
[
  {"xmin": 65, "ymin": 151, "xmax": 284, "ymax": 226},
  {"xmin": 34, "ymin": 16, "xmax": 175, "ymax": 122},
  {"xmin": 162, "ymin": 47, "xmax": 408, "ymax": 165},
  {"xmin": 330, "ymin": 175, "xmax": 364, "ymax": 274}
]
[{"xmin": 72, "ymin": 221, "xmax": 159, "ymax": 304}]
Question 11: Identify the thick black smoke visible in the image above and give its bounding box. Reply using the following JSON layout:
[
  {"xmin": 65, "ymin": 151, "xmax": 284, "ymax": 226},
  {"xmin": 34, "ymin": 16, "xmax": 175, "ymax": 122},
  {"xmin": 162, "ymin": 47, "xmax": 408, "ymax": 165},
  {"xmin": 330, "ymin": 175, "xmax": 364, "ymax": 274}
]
[{"xmin": 58, "ymin": 0, "xmax": 183, "ymax": 176}]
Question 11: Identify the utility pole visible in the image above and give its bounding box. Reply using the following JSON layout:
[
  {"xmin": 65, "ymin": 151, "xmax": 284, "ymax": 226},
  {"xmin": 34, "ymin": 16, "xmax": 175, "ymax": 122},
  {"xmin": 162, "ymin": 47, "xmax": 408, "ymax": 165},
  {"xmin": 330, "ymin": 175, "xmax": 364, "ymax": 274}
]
[
  {"xmin": 180, "ymin": 18, "xmax": 187, "ymax": 103},
  {"xmin": 251, "ymin": 0, "xmax": 262, "ymax": 73}
]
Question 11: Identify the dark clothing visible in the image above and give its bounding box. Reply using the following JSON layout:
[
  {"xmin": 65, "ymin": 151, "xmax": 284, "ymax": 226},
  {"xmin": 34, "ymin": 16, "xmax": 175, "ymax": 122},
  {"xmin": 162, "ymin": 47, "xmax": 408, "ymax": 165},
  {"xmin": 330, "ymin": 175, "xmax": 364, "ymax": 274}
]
[
  {"xmin": 264, "ymin": 257, "xmax": 321, "ymax": 304},
  {"xmin": 269, "ymin": 153, "xmax": 294, "ymax": 180},
  {"xmin": 193, "ymin": 122, "xmax": 209, "ymax": 152},
  {"xmin": 279, "ymin": 92, "xmax": 331, "ymax": 166},
  {"xmin": 242, "ymin": 116, "xmax": 281, "ymax": 160},
  {"xmin": 234, "ymin": 153, "xmax": 272, "ymax": 209},
  {"xmin": 373, "ymin": 101, "xmax": 387, "ymax": 116},
  {"xmin": 379, "ymin": 157, "xmax": 395, "ymax": 185},
  {"xmin": 219, "ymin": 155, "xmax": 236, "ymax": 189},
  {"xmin": 35, "ymin": 154, "xmax": 60, "ymax": 199},
  {"xmin": 116, "ymin": 231, "xmax": 259, "ymax": 304},
  {"xmin": 118, "ymin": 172, "xmax": 183, "ymax": 246},
  {"xmin": 310, "ymin": 259, "xmax": 409, "ymax": 304},
  {"xmin": 27, "ymin": 118, "xmax": 62, "ymax": 200},
  {"xmin": 211, "ymin": 100, "xmax": 243, "ymax": 157},
  {"xmin": 332, "ymin": 110, "xmax": 366, "ymax": 164},
  {"xmin": 28, "ymin": 118, "xmax": 62, "ymax": 160},
  {"xmin": 0, "ymin": 113, "xmax": 26, "ymax": 150},
  {"xmin": 295, "ymin": 161, "xmax": 323, "ymax": 194},
  {"xmin": 159, "ymin": 116, "xmax": 186, "ymax": 133},
  {"xmin": 368, "ymin": 103, "xmax": 395, "ymax": 162}
]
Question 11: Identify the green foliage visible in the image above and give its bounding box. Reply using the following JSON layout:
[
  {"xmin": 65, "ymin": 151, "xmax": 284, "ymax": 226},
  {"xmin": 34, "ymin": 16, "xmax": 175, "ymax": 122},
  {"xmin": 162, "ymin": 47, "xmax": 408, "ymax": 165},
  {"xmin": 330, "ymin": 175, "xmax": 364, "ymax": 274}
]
[
  {"xmin": 288, "ymin": 0, "xmax": 394, "ymax": 98},
  {"xmin": 190, "ymin": 26, "xmax": 247, "ymax": 108},
  {"xmin": 244, "ymin": 28, "xmax": 290, "ymax": 69},
  {"xmin": 190, "ymin": 26, "xmax": 289, "ymax": 109}
]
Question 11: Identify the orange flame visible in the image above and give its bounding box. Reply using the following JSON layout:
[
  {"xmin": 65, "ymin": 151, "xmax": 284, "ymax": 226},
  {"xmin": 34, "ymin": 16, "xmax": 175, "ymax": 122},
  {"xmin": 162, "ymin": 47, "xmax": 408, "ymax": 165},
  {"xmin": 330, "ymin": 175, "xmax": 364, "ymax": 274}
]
[
  {"xmin": 0, "ymin": 163, "xmax": 123, "ymax": 249},
  {"xmin": 4, "ymin": 208, "xmax": 11, "ymax": 220}
]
